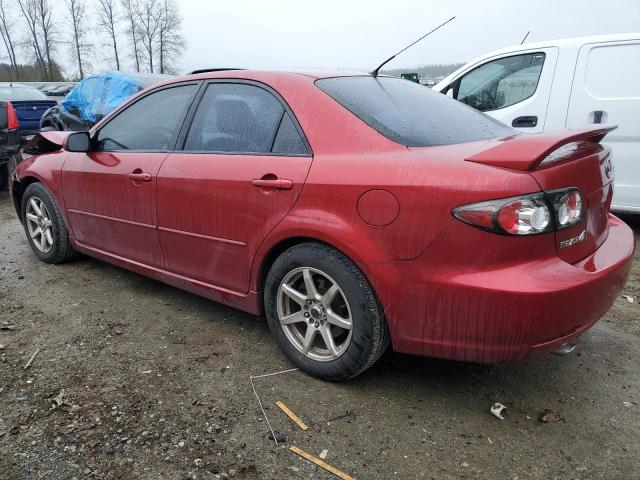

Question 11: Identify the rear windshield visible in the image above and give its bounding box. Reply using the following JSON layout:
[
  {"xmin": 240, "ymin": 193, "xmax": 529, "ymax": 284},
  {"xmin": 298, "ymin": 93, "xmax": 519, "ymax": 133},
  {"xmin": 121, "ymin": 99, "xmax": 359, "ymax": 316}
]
[
  {"xmin": 0, "ymin": 86, "xmax": 49, "ymax": 101},
  {"xmin": 315, "ymin": 76, "xmax": 515, "ymax": 147}
]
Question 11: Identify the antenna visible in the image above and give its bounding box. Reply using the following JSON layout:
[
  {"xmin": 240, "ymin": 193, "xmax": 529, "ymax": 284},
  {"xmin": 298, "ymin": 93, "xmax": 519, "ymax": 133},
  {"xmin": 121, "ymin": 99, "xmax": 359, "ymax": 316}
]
[
  {"xmin": 370, "ymin": 16, "xmax": 456, "ymax": 76},
  {"xmin": 520, "ymin": 31, "xmax": 530, "ymax": 45}
]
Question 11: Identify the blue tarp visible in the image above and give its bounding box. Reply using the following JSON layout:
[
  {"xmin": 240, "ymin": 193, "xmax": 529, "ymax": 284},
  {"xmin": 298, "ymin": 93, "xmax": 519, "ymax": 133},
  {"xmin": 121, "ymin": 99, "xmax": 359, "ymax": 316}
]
[{"xmin": 61, "ymin": 71, "xmax": 144, "ymax": 123}]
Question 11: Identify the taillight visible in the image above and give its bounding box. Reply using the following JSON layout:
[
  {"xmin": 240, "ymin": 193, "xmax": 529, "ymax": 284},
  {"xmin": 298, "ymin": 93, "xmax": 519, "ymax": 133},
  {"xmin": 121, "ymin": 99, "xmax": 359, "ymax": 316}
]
[
  {"xmin": 547, "ymin": 188, "xmax": 583, "ymax": 230},
  {"xmin": 453, "ymin": 188, "xmax": 583, "ymax": 236},
  {"xmin": 6, "ymin": 101, "xmax": 19, "ymax": 130}
]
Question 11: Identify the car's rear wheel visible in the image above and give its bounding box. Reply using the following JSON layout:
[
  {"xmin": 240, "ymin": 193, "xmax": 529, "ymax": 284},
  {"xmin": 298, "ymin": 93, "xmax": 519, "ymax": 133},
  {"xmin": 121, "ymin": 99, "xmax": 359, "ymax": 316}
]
[
  {"xmin": 21, "ymin": 182, "xmax": 77, "ymax": 264},
  {"xmin": 264, "ymin": 242, "xmax": 389, "ymax": 381}
]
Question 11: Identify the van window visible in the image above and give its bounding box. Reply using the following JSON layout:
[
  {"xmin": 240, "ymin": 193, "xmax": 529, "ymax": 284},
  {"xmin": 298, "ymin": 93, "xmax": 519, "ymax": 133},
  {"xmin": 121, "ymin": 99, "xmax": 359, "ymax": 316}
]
[
  {"xmin": 584, "ymin": 43, "xmax": 640, "ymax": 99},
  {"xmin": 456, "ymin": 53, "xmax": 545, "ymax": 111}
]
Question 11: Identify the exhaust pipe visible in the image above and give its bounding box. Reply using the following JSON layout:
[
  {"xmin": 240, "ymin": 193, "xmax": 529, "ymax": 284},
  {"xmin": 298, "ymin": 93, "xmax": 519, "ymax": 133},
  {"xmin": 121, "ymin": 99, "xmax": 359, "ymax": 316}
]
[{"xmin": 552, "ymin": 342, "xmax": 576, "ymax": 356}]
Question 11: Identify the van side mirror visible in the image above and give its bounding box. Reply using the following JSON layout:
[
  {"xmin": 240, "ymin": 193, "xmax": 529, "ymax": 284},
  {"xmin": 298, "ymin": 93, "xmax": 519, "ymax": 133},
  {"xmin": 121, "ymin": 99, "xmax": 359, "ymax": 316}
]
[
  {"xmin": 66, "ymin": 131, "xmax": 91, "ymax": 152},
  {"xmin": 445, "ymin": 88, "xmax": 454, "ymax": 98}
]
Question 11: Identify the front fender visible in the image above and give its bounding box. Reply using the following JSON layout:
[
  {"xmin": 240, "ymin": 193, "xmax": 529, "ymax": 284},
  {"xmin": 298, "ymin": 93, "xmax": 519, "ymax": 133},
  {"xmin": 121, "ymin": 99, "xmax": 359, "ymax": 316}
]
[{"xmin": 13, "ymin": 151, "xmax": 69, "ymax": 226}]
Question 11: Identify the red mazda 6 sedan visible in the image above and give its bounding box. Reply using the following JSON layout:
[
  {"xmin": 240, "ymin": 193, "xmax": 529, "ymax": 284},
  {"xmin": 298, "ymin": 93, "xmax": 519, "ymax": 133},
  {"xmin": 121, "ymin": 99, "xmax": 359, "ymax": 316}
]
[{"xmin": 10, "ymin": 71, "xmax": 635, "ymax": 380}]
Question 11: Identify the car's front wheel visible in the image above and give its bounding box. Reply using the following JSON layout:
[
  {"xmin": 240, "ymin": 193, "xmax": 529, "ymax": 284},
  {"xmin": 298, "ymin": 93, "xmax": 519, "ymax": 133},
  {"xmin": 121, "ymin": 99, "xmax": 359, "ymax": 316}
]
[
  {"xmin": 21, "ymin": 182, "xmax": 77, "ymax": 264},
  {"xmin": 264, "ymin": 243, "xmax": 389, "ymax": 381}
]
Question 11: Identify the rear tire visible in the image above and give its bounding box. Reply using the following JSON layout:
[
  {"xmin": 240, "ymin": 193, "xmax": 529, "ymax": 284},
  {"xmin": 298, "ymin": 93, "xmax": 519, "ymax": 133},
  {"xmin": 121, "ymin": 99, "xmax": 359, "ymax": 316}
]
[
  {"xmin": 39, "ymin": 125, "xmax": 58, "ymax": 132},
  {"xmin": 264, "ymin": 242, "xmax": 390, "ymax": 381},
  {"xmin": 21, "ymin": 182, "xmax": 77, "ymax": 264}
]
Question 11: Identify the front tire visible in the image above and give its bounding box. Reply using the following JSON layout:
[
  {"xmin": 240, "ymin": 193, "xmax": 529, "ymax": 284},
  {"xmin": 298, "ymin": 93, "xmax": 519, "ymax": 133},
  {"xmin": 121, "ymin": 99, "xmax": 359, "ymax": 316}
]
[
  {"xmin": 21, "ymin": 182, "xmax": 77, "ymax": 264},
  {"xmin": 264, "ymin": 242, "xmax": 389, "ymax": 381}
]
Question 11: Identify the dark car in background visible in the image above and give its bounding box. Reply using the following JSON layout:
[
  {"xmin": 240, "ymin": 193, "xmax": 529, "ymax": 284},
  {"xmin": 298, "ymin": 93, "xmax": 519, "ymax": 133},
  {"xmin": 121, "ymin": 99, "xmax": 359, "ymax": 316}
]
[
  {"xmin": 0, "ymin": 83, "xmax": 57, "ymax": 137},
  {"xmin": 39, "ymin": 71, "xmax": 170, "ymax": 132},
  {"xmin": 0, "ymin": 100, "xmax": 21, "ymax": 190}
]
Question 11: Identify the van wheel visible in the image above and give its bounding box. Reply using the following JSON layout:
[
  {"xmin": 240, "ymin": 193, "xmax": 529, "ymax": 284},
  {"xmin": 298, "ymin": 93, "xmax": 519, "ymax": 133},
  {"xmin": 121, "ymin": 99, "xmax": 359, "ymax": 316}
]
[
  {"xmin": 39, "ymin": 125, "xmax": 58, "ymax": 132},
  {"xmin": 264, "ymin": 243, "xmax": 389, "ymax": 381},
  {"xmin": 21, "ymin": 182, "xmax": 77, "ymax": 264}
]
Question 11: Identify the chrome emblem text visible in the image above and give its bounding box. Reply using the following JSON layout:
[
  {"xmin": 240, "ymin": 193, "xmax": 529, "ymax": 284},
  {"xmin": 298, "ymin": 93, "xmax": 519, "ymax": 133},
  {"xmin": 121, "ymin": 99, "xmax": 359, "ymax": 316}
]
[{"xmin": 559, "ymin": 230, "xmax": 586, "ymax": 249}]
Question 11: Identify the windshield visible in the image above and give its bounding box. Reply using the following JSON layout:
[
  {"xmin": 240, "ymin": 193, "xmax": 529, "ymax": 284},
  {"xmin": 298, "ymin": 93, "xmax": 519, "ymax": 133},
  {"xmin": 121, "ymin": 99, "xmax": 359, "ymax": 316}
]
[
  {"xmin": 0, "ymin": 85, "xmax": 49, "ymax": 101},
  {"xmin": 315, "ymin": 76, "xmax": 516, "ymax": 147}
]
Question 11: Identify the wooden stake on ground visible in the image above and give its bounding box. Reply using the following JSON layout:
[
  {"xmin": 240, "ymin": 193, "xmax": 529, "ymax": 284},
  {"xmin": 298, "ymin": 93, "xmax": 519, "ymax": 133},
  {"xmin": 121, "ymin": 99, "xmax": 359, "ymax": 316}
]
[
  {"xmin": 289, "ymin": 445, "xmax": 355, "ymax": 480},
  {"xmin": 276, "ymin": 400, "xmax": 309, "ymax": 431},
  {"xmin": 24, "ymin": 348, "xmax": 40, "ymax": 369}
]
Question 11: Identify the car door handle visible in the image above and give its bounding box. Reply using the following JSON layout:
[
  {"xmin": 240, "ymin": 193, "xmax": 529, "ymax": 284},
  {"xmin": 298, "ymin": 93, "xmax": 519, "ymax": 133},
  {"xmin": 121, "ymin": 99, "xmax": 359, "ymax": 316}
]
[
  {"xmin": 251, "ymin": 178, "xmax": 293, "ymax": 190},
  {"xmin": 128, "ymin": 172, "xmax": 152, "ymax": 182},
  {"xmin": 512, "ymin": 116, "xmax": 538, "ymax": 128}
]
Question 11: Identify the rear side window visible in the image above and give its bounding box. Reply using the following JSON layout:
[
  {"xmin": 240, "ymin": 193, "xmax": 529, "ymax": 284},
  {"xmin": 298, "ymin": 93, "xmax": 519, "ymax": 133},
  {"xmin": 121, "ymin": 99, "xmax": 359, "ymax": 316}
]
[
  {"xmin": 97, "ymin": 84, "xmax": 197, "ymax": 151},
  {"xmin": 457, "ymin": 53, "xmax": 545, "ymax": 111},
  {"xmin": 272, "ymin": 112, "xmax": 307, "ymax": 155},
  {"xmin": 184, "ymin": 83, "xmax": 290, "ymax": 154},
  {"xmin": 316, "ymin": 76, "xmax": 514, "ymax": 147}
]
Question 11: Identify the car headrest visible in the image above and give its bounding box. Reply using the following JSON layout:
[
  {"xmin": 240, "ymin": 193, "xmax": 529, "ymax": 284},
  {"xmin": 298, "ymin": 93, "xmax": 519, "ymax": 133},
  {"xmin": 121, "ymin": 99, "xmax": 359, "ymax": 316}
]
[{"xmin": 215, "ymin": 99, "xmax": 253, "ymax": 136}]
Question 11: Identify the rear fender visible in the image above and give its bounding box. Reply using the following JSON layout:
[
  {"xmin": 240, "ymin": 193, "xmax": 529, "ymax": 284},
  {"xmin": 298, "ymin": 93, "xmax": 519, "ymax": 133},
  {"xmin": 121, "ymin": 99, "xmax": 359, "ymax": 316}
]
[{"xmin": 249, "ymin": 208, "xmax": 386, "ymax": 293}]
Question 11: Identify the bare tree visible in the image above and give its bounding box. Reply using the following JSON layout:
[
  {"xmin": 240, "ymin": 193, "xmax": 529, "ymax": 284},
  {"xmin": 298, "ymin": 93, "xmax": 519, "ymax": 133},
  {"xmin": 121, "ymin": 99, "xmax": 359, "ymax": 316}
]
[
  {"xmin": 96, "ymin": 0, "xmax": 120, "ymax": 70},
  {"xmin": 135, "ymin": 0, "xmax": 161, "ymax": 73},
  {"xmin": 35, "ymin": 0, "xmax": 57, "ymax": 81},
  {"xmin": 0, "ymin": 0, "xmax": 19, "ymax": 79},
  {"xmin": 16, "ymin": 0, "xmax": 47, "ymax": 79},
  {"xmin": 121, "ymin": 0, "xmax": 141, "ymax": 72},
  {"xmin": 65, "ymin": 0, "xmax": 91, "ymax": 79},
  {"xmin": 156, "ymin": 0, "xmax": 183, "ymax": 74}
]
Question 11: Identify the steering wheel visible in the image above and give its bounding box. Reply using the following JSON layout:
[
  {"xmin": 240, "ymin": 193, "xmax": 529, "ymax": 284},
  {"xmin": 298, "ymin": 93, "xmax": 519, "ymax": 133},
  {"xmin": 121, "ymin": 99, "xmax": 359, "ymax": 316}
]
[{"xmin": 145, "ymin": 126, "xmax": 175, "ymax": 149}]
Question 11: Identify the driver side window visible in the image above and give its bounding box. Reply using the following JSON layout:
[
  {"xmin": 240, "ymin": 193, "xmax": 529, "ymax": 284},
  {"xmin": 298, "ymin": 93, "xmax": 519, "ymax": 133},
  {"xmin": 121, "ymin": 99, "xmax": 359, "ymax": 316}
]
[
  {"xmin": 96, "ymin": 84, "xmax": 197, "ymax": 151},
  {"xmin": 456, "ymin": 53, "xmax": 545, "ymax": 112}
]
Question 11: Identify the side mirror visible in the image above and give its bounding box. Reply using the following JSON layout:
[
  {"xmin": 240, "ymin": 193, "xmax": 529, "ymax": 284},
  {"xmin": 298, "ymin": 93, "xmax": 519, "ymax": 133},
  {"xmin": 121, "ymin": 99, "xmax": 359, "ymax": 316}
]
[
  {"xmin": 445, "ymin": 88, "xmax": 454, "ymax": 98},
  {"xmin": 66, "ymin": 131, "xmax": 91, "ymax": 152}
]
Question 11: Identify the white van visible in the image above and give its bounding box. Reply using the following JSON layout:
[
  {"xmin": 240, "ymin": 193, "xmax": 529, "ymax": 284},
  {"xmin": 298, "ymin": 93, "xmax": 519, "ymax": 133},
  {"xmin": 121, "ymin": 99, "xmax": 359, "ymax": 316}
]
[{"xmin": 433, "ymin": 33, "xmax": 640, "ymax": 213}]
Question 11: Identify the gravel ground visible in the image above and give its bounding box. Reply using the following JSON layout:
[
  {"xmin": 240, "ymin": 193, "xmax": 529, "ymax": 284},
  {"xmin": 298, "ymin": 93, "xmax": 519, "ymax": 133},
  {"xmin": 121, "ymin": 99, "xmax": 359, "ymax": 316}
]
[{"xmin": 1, "ymin": 190, "xmax": 639, "ymax": 480}]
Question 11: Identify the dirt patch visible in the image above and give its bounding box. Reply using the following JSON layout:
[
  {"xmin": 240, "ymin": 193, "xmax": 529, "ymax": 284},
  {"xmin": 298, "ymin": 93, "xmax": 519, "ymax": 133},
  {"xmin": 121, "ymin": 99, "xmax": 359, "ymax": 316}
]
[{"xmin": 1, "ymin": 191, "xmax": 639, "ymax": 479}]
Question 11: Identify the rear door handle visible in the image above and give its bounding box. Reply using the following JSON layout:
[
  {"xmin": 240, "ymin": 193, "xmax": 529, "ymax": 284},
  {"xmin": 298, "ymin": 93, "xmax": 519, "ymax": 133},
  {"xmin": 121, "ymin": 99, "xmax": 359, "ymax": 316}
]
[
  {"xmin": 128, "ymin": 172, "xmax": 152, "ymax": 182},
  {"xmin": 251, "ymin": 178, "xmax": 293, "ymax": 190},
  {"xmin": 512, "ymin": 116, "xmax": 538, "ymax": 128}
]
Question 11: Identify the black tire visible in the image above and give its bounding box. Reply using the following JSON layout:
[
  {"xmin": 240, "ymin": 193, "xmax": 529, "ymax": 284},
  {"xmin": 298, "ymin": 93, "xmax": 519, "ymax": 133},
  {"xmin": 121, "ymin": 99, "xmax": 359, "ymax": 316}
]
[
  {"xmin": 264, "ymin": 242, "xmax": 390, "ymax": 381},
  {"xmin": 0, "ymin": 152, "xmax": 18, "ymax": 191},
  {"xmin": 39, "ymin": 125, "xmax": 58, "ymax": 132},
  {"xmin": 21, "ymin": 182, "xmax": 77, "ymax": 264}
]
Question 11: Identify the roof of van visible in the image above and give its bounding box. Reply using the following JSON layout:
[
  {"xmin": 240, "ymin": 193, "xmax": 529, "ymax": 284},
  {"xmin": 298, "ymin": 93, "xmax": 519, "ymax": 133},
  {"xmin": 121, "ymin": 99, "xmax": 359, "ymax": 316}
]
[{"xmin": 471, "ymin": 32, "xmax": 640, "ymax": 59}]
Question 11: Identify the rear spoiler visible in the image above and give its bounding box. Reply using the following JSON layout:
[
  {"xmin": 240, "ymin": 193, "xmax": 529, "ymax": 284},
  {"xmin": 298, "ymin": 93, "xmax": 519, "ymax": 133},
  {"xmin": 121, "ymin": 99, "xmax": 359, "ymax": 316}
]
[{"xmin": 465, "ymin": 125, "xmax": 617, "ymax": 171}]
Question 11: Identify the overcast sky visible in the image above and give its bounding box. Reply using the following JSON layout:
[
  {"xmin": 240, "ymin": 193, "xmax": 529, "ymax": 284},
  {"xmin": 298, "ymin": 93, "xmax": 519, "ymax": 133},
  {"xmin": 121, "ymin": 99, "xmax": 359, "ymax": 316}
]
[{"xmin": 175, "ymin": 0, "xmax": 640, "ymax": 73}]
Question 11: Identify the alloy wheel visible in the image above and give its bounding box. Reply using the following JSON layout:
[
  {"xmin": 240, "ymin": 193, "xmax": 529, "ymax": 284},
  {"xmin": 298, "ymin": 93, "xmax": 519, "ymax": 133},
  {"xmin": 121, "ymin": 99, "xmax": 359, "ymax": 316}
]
[
  {"xmin": 277, "ymin": 267, "xmax": 353, "ymax": 362},
  {"xmin": 25, "ymin": 197, "xmax": 54, "ymax": 253}
]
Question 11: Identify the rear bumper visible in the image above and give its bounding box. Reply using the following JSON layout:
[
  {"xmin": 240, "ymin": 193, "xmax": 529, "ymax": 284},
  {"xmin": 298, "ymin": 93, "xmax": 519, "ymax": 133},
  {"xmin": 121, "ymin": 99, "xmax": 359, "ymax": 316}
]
[{"xmin": 368, "ymin": 214, "xmax": 635, "ymax": 363}]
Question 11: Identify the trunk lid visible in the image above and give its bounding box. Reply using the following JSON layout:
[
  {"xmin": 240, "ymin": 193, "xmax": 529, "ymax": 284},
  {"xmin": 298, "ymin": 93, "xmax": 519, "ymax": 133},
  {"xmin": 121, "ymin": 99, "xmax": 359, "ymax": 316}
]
[
  {"xmin": 465, "ymin": 126, "xmax": 617, "ymax": 264},
  {"xmin": 11, "ymin": 100, "xmax": 58, "ymax": 122}
]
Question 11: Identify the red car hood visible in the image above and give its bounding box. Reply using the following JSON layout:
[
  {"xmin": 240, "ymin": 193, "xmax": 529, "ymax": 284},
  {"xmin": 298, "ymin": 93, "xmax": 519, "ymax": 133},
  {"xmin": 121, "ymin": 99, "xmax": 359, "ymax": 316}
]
[{"xmin": 23, "ymin": 130, "xmax": 72, "ymax": 155}]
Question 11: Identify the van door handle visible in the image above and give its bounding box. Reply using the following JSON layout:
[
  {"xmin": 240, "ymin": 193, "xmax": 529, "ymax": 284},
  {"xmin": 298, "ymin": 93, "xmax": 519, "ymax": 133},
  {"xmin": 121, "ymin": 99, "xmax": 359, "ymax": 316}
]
[
  {"xmin": 593, "ymin": 111, "xmax": 604, "ymax": 124},
  {"xmin": 512, "ymin": 116, "xmax": 538, "ymax": 128},
  {"xmin": 251, "ymin": 178, "xmax": 293, "ymax": 190}
]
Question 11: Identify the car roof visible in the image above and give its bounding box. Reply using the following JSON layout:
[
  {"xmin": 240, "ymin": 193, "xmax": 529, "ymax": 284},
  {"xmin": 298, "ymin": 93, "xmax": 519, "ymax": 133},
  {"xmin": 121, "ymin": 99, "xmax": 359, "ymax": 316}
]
[
  {"xmin": 0, "ymin": 83, "xmax": 33, "ymax": 88},
  {"xmin": 173, "ymin": 69, "xmax": 371, "ymax": 83}
]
